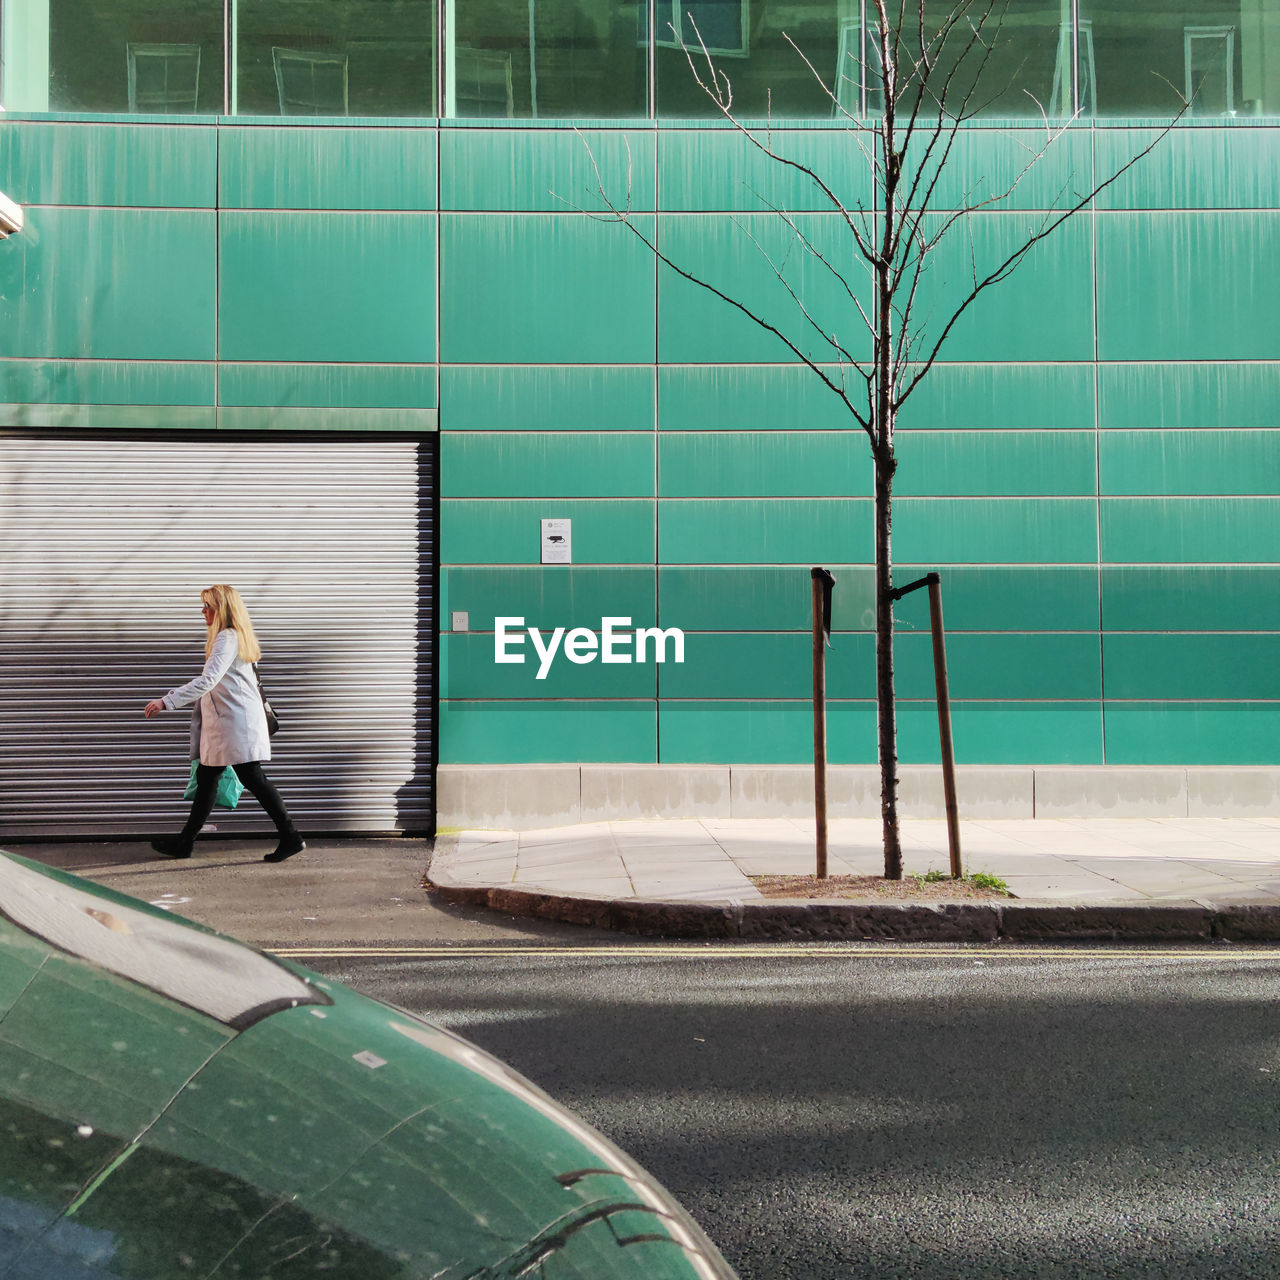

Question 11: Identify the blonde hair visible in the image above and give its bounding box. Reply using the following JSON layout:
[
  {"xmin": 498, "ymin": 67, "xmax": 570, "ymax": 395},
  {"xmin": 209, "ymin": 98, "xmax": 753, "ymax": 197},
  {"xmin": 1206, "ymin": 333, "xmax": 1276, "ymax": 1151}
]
[{"xmin": 201, "ymin": 584, "xmax": 262, "ymax": 664}]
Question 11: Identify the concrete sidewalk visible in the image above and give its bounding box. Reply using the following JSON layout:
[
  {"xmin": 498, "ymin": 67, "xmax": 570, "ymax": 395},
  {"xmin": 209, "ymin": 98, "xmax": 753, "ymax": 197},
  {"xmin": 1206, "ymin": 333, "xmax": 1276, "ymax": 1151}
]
[
  {"xmin": 428, "ymin": 816, "xmax": 1280, "ymax": 942},
  {"xmin": 11, "ymin": 817, "xmax": 1280, "ymax": 947}
]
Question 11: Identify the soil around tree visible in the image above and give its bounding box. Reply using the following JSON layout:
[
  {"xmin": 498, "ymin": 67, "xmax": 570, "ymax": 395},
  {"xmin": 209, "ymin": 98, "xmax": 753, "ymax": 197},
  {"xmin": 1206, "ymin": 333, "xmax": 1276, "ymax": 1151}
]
[{"xmin": 749, "ymin": 874, "xmax": 1013, "ymax": 901}]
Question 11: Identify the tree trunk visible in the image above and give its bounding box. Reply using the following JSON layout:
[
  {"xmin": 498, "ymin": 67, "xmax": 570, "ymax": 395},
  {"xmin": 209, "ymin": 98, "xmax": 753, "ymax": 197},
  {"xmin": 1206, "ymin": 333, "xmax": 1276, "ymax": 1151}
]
[{"xmin": 875, "ymin": 445, "xmax": 902, "ymax": 880}]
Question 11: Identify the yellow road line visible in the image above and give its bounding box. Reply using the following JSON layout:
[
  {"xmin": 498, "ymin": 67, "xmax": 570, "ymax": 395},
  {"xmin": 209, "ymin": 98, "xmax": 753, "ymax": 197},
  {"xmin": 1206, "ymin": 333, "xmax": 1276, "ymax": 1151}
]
[{"xmin": 272, "ymin": 943, "xmax": 1280, "ymax": 961}]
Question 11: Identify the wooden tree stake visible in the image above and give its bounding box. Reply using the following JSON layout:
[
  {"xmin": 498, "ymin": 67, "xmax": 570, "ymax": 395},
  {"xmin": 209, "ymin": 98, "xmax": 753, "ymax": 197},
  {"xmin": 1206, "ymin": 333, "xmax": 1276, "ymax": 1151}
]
[{"xmin": 811, "ymin": 568, "xmax": 835, "ymax": 879}]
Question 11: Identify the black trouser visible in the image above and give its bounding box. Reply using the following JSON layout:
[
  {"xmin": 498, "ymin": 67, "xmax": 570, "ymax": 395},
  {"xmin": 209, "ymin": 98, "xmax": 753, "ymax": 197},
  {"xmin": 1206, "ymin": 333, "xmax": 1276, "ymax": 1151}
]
[{"xmin": 181, "ymin": 761, "xmax": 298, "ymax": 843}]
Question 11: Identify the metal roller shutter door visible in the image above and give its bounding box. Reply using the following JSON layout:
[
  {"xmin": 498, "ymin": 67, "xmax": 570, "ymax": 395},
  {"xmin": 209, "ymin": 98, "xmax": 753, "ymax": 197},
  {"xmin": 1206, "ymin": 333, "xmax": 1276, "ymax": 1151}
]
[{"xmin": 0, "ymin": 433, "xmax": 435, "ymax": 838}]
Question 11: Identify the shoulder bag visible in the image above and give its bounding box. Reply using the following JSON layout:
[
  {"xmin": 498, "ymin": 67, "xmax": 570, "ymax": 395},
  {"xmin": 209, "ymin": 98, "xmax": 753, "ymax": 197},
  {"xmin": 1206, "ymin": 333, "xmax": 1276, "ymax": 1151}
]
[{"xmin": 252, "ymin": 663, "xmax": 281, "ymax": 736}]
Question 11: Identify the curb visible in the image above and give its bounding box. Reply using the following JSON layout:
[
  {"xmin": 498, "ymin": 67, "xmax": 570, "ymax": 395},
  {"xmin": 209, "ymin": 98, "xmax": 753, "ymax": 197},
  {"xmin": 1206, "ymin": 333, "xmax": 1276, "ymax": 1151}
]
[{"xmin": 427, "ymin": 876, "xmax": 1280, "ymax": 943}]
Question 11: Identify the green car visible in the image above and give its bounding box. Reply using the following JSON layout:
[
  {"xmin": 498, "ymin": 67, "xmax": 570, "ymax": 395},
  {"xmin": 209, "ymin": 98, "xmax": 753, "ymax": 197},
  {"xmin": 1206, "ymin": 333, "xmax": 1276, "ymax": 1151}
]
[{"xmin": 0, "ymin": 850, "xmax": 737, "ymax": 1279}]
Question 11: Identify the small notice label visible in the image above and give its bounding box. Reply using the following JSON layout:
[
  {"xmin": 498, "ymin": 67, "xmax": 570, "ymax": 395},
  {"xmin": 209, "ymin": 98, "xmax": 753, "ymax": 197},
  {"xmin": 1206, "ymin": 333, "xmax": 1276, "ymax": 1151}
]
[{"xmin": 541, "ymin": 519, "xmax": 572, "ymax": 564}]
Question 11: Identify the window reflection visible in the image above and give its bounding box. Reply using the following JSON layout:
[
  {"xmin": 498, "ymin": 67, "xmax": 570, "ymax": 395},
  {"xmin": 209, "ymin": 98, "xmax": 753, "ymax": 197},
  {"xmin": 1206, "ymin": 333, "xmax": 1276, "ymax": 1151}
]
[
  {"xmin": 656, "ymin": 0, "xmax": 842, "ymax": 117},
  {"xmin": 2, "ymin": 0, "xmax": 1278, "ymax": 119},
  {"xmin": 655, "ymin": 0, "xmax": 1062, "ymax": 118},
  {"xmin": 1087, "ymin": 2, "xmax": 1262, "ymax": 116},
  {"xmin": 653, "ymin": 0, "xmax": 1280, "ymax": 119},
  {"xmin": 446, "ymin": 0, "xmax": 646, "ymax": 117},
  {"xmin": 891, "ymin": 1, "xmax": 1061, "ymax": 119},
  {"xmin": 4, "ymin": 0, "xmax": 224, "ymax": 112},
  {"xmin": 234, "ymin": 0, "xmax": 435, "ymax": 116}
]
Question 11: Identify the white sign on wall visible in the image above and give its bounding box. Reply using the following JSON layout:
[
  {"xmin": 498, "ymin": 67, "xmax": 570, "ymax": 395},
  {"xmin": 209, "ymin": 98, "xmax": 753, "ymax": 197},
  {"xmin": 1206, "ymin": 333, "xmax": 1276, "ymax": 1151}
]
[{"xmin": 541, "ymin": 518, "xmax": 572, "ymax": 564}]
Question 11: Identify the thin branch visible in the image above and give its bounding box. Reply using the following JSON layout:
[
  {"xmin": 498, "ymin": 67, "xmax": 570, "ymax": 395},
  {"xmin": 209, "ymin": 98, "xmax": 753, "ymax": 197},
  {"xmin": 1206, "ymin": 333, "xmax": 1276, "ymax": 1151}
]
[
  {"xmin": 583, "ymin": 207, "xmax": 871, "ymax": 436},
  {"xmin": 566, "ymin": 119, "xmax": 876, "ymax": 439},
  {"xmin": 895, "ymin": 96, "xmax": 1189, "ymax": 409},
  {"xmin": 615, "ymin": 216, "xmax": 871, "ymax": 436},
  {"xmin": 572, "ymin": 7, "xmax": 1187, "ymax": 458},
  {"xmin": 679, "ymin": 20, "xmax": 883, "ymax": 269},
  {"xmin": 893, "ymin": 1, "xmax": 1004, "ymax": 260},
  {"xmin": 728, "ymin": 209, "xmax": 862, "ymax": 366},
  {"xmin": 747, "ymin": 190, "xmax": 877, "ymax": 341}
]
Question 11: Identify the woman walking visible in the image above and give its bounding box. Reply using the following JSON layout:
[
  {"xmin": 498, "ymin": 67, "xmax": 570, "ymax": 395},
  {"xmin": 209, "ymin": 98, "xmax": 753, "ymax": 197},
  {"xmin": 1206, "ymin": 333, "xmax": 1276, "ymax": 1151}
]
[{"xmin": 145, "ymin": 584, "xmax": 305, "ymax": 863}]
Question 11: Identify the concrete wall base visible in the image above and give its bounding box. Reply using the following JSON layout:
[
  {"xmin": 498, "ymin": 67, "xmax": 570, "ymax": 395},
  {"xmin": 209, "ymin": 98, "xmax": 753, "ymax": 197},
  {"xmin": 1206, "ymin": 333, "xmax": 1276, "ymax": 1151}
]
[{"xmin": 436, "ymin": 764, "xmax": 1280, "ymax": 831}]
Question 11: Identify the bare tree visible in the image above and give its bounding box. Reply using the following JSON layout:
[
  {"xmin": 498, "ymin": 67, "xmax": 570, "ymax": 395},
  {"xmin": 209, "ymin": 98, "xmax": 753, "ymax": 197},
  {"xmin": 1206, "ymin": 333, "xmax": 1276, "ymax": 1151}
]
[{"xmin": 581, "ymin": 1, "xmax": 1186, "ymax": 879}]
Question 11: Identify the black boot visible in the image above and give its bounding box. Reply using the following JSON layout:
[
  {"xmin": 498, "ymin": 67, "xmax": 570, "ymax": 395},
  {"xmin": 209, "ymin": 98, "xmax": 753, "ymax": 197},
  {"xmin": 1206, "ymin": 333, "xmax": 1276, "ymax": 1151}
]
[
  {"xmin": 161, "ymin": 763, "xmax": 221, "ymax": 859},
  {"xmin": 263, "ymin": 835, "xmax": 306, "ymax": 864},
  {"xmin": 231, "ymin": 763, "xmax": 304, "ymax": 864},
  {"xmin": 151, "ymin": 835, "xmax": 193, "ymax": 859}
]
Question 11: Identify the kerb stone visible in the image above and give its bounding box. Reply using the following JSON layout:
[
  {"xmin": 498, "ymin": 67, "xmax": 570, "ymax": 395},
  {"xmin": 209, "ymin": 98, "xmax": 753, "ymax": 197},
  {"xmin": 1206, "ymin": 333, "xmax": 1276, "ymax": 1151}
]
[
  {"xmin": 736, "ymin": 900, "xmax": 1001, "ymax": 941},
  {"xmin": 1000, "ymin": 902, "xmax": 1212, "ymax": 941}
]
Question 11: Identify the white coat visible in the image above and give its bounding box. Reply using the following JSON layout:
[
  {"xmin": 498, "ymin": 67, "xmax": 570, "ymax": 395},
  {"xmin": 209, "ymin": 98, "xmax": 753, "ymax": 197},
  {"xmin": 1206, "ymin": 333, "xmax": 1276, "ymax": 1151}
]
[{"xmin": 162, "ymin": 629, "xmax": 271, "ymax": 766}]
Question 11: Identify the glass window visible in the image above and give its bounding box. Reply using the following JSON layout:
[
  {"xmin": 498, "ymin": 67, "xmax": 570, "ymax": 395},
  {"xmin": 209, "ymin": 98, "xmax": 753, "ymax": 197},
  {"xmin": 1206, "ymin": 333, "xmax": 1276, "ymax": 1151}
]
[
  {"xmin": 234, "ymin": 0, "xmax": 436, "ymax": 116},
  {"xmin": 1089, "ymin": 1, "xmax": 1271, "ymax": 117},
  {"xmin": 2, "ymin": 0, "xmax": 224, "ymax": 112},
  {"xmin": 5, "ymin": 0, "xmax": 1277, "ymax": 120},
  {"xmin": 446, "ymin": 0, "xmax": 647, "ymax": 117},
  {"xmin": 879, "ymin": 1, "xmax": 1063, "ymax": 119},
  {"xmin": 656, "ymin": 0, "xmax": 844, "ymax": 117},
  {"xmin": 655, "ymin": 0, "xmax": 1063, "ymax": 118},
  {"xmin": 655, "ymin": 0, "xmax": 750, "ymax": 57}
]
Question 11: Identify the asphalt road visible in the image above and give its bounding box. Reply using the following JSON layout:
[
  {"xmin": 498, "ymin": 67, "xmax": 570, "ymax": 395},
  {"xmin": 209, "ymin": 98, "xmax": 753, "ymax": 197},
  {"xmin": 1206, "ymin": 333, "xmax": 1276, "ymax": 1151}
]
[{"xmin": 291, "ymin": 942, "xmax": 1280, "ymax": 1280}]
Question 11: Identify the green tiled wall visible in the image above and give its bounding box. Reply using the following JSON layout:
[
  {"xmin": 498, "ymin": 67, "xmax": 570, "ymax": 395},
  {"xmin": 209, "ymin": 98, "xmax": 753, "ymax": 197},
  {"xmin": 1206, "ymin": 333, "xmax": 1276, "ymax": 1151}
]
[
  {"xmin": 894, "ymin": 499, "xmax": 1099, "ymax": 564},
  {"xmin": 1104, "ymin": 704, "xmax": 1280, "ymax": 766},
  {"xmin": 1096, "ymin": 212, "xmax": 1280, "ymax": 361},
  {"xmin": 1101, "ymin": 568, "xmax": 1280, "ymax": 632},
  {"xmin": 441, "ymin": 567, "xmax": 657, "ymax": 632},
  {"xmin": 657, "ymin": 129, "xmax": 872, "ymax": 213},
  {"xmin": 441, "ymin": 433, "xmax": 654, "ymax": 498},
  {"xmin": 896, "ymin": 364, "xmax": 1096, "ymax": 431},
  {"xmin": 0, "ymin": 360, "xmax": 213, "ymax": 406},
  {"xmin": 894, "ymin": 432, "xmax": 1096, "ymax": 496},
  {"xmin": 1096, "ymin": 128, "xmax": 1280, "ymax": 211},
  {"xmin": 439, "ymin": 213, "xmax": 656, "ymax": 363},
  {"xmin": 906, "ymin": 128, "xmax": 1095, "ymax": 214},
  {"xmin": 658, "ymin": 499, "xmax": 872, "ymax": 564},
  {"xmin": 1100, "ymin": 431, "xmax": 1279, "ymax": 495},
  {"xmin": 439, "ymin": 700, "xmax": 658, "ymax": 763},
  {"xmin": 903, "ymin": 214, "xmax": 1095, "ymax": 363},
  {"xmin": 443, "ymin": 632, "xmax": 659, "ymax": 699},
  {"xmin": 1101, "ymin": 499, "xmax": 1280, "ymax": 563},
  {"xmin": 657, "ymin": 365, "xmax": 858, "ymax": 431},
  {"xmin": 219, "ymin": 212, "xmax": 437, "ymax": 364},
  {"xmin": 654, "ymin": 632, "xmax": 1099, "ymax": 702},
  {"xmin": 441, "ymin": 499, "xmax": 654, "ymax": 565},
  {"xmin": 656, "ymin": 212, "xmax": 873, "ymax": 364},
  {"xmin": 0, "ymin": 208, "xmax": 216, "ymax": 360},
  {"xmin": 890, "ymin": 568, "xmax": 1100, "ymax": 632},
  {"xmin": 1104, "ymin": 635, "xmax": 1280, "ymax": 700},
  {"xmin": 219, "ymin": 127, "xmax": 437, "ymax": 211},
  {"xmin": 899, "ymin": 702, "xmax": 1104, "ymax": 765},
  {"xmin": 218, "ymin": 364, "xmax": 437, "ymax": 410},
  {"xmin": 897, "ymin": 634, "xmax": 1102, "ymax": 701},
  {"xmin": 2, "ymin": 117, "xmax": 1278, "ymax": 770},
  {"xmin": 657, "ymin": 566, "xmax": 875, "ymax": 631},
  {"xmin": 1098, "ymin": 363, "xmax": 1280, "ymax": 429},
  {"xmin": 0, "ymin": 121, "xmax": 216, "ymax": 207},
  {"xmin": 658, "ymin": 432, "xmax": 870, "ymax": 497},
  {"xmin": 443, "ymin": 366, "xmax": 654, "ymax": 431},
  {"xmin": 442, "ymin": 129, "xmax": 656, "ymax": 212},
  {"xmin": 660, "ymin": 700, "xmax": 819, "ymax": 763}
]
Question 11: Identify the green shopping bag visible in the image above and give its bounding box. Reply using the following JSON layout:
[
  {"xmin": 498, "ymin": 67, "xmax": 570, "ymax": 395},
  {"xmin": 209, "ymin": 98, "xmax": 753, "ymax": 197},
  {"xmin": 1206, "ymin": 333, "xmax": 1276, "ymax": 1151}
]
[{"xmin": 183, "ymin": 761, "xmax": 245, "ymax": 810}]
